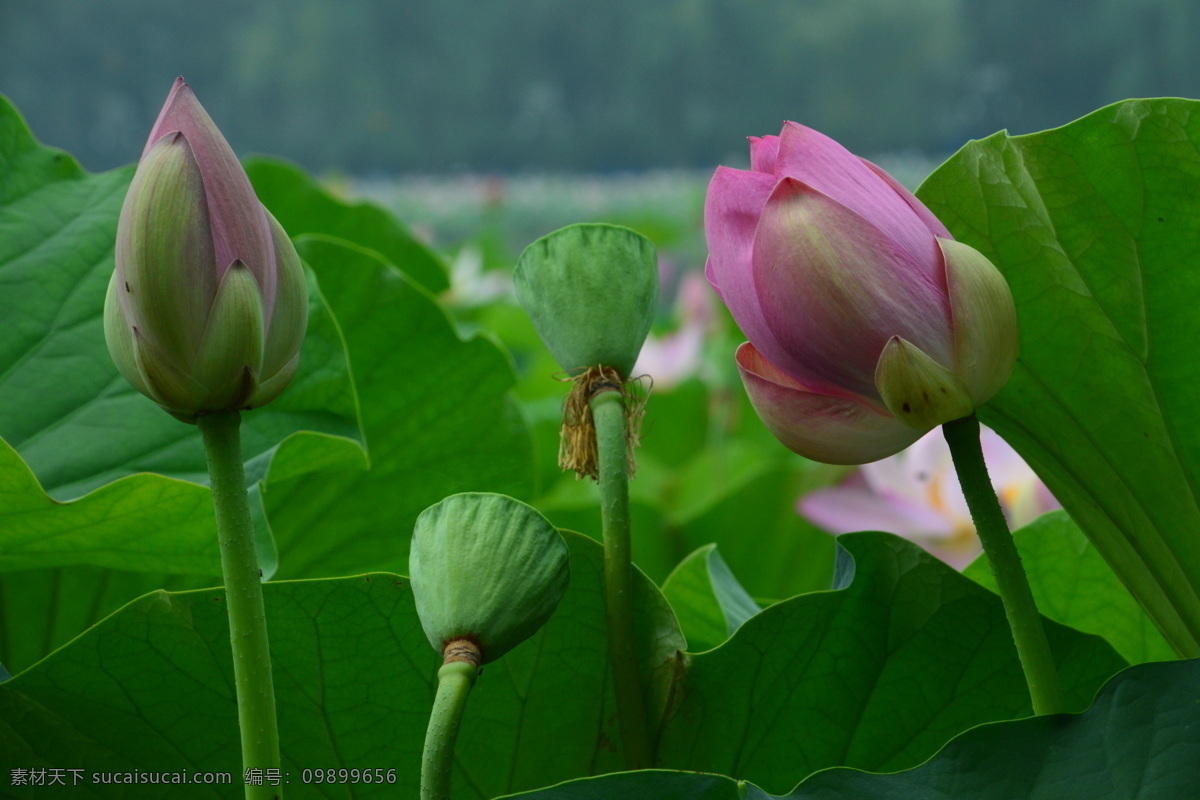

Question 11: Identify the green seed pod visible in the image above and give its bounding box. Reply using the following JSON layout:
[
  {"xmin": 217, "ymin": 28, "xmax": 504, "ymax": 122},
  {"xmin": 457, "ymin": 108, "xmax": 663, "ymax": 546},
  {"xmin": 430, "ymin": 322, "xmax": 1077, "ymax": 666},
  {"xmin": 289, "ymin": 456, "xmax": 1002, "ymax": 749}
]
[
  {"xmin": 514, "ymin": 223, "xmax": 659, "ymax": 378},
  {"xmin": 409, "ymin": 493, "xmax": 570, "ymax": 664}
]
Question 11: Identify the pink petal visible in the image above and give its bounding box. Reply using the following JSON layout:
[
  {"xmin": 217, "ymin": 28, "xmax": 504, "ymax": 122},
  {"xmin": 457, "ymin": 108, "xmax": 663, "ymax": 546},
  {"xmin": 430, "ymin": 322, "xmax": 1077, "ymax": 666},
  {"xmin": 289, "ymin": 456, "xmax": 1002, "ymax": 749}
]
[
  {"xmin": 1033, "ymin": 482, "xmax": 1062, "ymax": 515},
  {"xmin": 774, "ymin": 122, "xmax": 943, "ymax": 273},
  {"xmin": 799, "ymin": 485, "xmax": 955, "ymax": 538},
  {"xmin": 736, "ymin": 343, "xmax": 921, "ymax": 465},
  {"xmin": 751, "ymin": 178, "xmax": 955, "ymax": 400},
  {"xmin": 860, "ymin": 428, "xmax": 952, "ymax": 506},
  {"xmin": 633, "ymin": 326, "xmax": 703, "ymax": 389},
  {"xmin": 978, "ymin": 426, "xmax": 1033, "ymax": 486},
  {"xmin": 145, "ymin": 78, "xmax": 276, "ymax": 324},
  {"xmin": 143, "ymin": 78, "xmax": 189, "ymax": 156},
  {"xmin": 749, "ymin": 135, "xmax": 780, "ymax": 173},
  {"xmin": 977, "ymin": 426, "xmax": 1061, "ymax": 525},
  {"xmin": 858, "ymin": 157, "xmax": 952, "ymax": 240},
  {"xmin": 703, "ymin": 257, "xmax": 723, "ymax": 300},
  {"xmin": 705, "ymin": 166, "xmax": 803, "ymax": 377},
  {"xmin": 678, "ymin": 270, "xmax": 716, "ymax": 328}
]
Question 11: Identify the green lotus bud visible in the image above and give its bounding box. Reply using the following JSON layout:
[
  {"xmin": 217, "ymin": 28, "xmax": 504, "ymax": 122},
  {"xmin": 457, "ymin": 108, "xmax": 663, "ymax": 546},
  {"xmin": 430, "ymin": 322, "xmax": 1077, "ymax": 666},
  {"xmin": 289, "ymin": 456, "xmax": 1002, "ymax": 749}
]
[
  {"xmin": 514, "ymin": 223, "xmax": 659, "ymax": 378},
  {"xmin": 409, "ymin": 493, "xmax": 570, "ymax": 664},
  {"xmin": 104, "ymin": 78, "xmax": 307, "ymax": 423}
]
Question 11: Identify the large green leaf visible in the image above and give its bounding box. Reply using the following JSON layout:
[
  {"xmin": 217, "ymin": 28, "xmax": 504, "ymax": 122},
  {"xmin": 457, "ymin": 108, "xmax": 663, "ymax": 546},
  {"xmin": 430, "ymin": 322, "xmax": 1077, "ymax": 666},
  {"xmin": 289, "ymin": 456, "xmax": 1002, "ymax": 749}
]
[
  {"xmin": 915, "ymin": 98, "xmax": 1200, "ymax": 656},
  {"xmin": 0, "ymin": 532, "xmax": 683, "ymax": 799},
  {"xmin": 662, "ymin": 544, "xmax": 761, "ymax": 652},
  {"xmin": 0, "ymin": 567, "xmax": 209, "ymax": 679},
  {"xmin": 0, "ymin": 436, "xmax": 221, "ymax": 674},
  {"xmin": 665, "ymin": 459, "xmax": 834, "ymax": 600},
  {"xmin": 965, "ymin": 510, "xmax": 1174, "ymax": 664},
  {"xmin": 262, "ymin": 235, "xmax": 536, "ymax": 578},
  {"xmin": 245, "ymin": 156, "xmax": 449, "ymax": 294},
  {"xmin": 504, "ymin": 772, "xmax": 739, "ymax": 800},
  {"xmin": 500, "ymin": 657, "xmax": 1200, "ymax": 799},
  {"xmin": 1, "ymin": 531, "xmax": 1126, "ymax": 797},
  {"xmin": 0, "ymin": 95, "xmax": 362, "ymax": 501},
  {"xmin": 0, "ymin": 439, "xmax": 215, "ymax": 575},
  {"xmin": 654, "ymin": 533, "xmax": 1125, "ymax": 794}
]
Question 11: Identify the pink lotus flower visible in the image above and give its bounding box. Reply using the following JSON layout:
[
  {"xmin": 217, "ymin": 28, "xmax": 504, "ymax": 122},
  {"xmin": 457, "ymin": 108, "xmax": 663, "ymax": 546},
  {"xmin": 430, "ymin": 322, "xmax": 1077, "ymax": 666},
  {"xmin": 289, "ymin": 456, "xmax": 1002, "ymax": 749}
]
[
  {"xmin": 799, "ymin": 425, "xmax": 1060, "ymax": 569},
  {"xmin": 705, "ymin": 123, "xmax": 1017, "ymax": 464},
  {"xmin": 104, "ymin": 78, "xmax": 308, "ymax": 422}
]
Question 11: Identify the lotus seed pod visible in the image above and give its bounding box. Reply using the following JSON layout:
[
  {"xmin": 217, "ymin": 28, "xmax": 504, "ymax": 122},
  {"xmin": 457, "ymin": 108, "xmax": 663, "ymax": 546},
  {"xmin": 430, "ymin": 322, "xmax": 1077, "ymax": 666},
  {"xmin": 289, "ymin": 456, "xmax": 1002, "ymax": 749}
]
[
  {"xmin": 514, "ymin": 223, "xmax": 659, "ymax": 378},
  {"xmin": 409, "ymin": 493, "xmax": 570, "ymax": 664}
]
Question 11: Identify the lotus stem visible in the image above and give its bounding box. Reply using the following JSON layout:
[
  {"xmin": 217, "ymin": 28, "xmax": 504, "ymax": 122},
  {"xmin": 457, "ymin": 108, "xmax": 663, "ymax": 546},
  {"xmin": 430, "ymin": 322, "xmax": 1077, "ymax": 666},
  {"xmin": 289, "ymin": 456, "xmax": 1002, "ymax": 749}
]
[
  {"xmin": 197, "ymin": 410, "xmax": 282, "ymax": 799},
  {"xmin": 943, "ymin": 414, "xmax": 1065, "ymax": 715},
  {"xmin": 589, "ymin": 387, "xmax": 653, "ymax": 769},
  {"xmin": 421, "ymin": 643, "xmax": 480, "ymax": 800}
]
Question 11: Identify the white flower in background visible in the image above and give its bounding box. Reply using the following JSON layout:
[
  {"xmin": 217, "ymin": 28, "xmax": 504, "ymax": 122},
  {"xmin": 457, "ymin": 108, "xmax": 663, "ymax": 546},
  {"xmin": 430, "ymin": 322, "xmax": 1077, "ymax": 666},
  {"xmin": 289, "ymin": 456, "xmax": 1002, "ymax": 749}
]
[
  {"xmin": 633, "ymin": 270, "xmax": 715, "ymax": 388},
  {"xmin": 446, "ymin": 243, "xmax": 511, "ymax": 307},
  {"xmin": 798, "ymin": 425, "xmax": 1059, "ymax": 570}
]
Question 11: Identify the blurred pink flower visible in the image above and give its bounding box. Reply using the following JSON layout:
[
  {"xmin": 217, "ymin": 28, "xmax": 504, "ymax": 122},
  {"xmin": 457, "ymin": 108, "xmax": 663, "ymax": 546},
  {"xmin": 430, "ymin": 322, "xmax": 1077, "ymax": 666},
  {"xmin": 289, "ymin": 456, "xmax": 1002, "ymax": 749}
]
[
  {"xmin": 798, "ymin": 425, "xmax": 1059, "ymax": 569},
  {"xmin": 633, "ymin": 270, "xmax": 715, "ymax": 388}
]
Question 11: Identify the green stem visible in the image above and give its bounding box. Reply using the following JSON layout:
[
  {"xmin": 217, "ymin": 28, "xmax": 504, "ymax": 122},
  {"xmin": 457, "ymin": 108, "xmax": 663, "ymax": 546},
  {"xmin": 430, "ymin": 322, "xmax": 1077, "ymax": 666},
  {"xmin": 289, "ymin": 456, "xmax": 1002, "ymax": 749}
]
[
  {"xmin": 421, "ymin": 660, "xmax": 478, "ymax": 800},
  {"xmin": 943, "ymin": 414, "xmax": 1065, "ymax": 715},
  {"xmin": 589, "ymin": 389, "xmax": 653, "ymax": 769},
  {"xmin": 197, "ymin": 411, "xmax": 281, "ymax": 799}
]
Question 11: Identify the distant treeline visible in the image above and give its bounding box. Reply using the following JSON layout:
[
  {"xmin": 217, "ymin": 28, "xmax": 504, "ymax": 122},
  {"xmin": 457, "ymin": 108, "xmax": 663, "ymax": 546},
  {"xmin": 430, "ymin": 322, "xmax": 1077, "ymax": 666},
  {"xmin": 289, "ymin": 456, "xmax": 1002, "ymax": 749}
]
[{"xmin": 3, "ymin": 0, "xmax": 1197, "ymax": 173}]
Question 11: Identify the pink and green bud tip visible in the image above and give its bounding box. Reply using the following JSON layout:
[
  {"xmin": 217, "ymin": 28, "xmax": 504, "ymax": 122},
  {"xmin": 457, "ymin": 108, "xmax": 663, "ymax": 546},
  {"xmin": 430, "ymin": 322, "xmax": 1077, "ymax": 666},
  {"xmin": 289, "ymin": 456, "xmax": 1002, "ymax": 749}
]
[
  {"xmin": 705, "ymin": 123, "xmax": 1018, "ymax": 464},
  {"xmin": 104, "ymin": 77, "xmax": 307, "ymax": 423}
]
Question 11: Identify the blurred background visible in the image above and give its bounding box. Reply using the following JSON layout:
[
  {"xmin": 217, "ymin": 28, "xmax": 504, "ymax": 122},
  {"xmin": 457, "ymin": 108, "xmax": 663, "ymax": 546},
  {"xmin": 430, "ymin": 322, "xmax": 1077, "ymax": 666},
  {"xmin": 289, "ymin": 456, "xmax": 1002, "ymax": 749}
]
[
  {"xmin": 0, "ymin": 0, "xmax": 1189, "ymax": 591},
  {"xmin": 6, "ymin": 0, "xmax": 1198, "ymax": 173},
  {"xmin": 5, "ymin": 0, "xmax": 1197, "ymax": 271}
]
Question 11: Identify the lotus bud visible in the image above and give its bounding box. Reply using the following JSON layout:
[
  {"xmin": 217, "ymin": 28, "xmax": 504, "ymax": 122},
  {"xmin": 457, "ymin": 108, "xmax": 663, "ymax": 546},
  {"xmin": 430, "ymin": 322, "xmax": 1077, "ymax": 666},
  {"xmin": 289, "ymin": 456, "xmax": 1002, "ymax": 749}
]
[
  {"xmin": 104, "ymin": 78, "xmax": 307, "ymax": 423},
  {"xmin": 409, "ymin": 493, "xmax": 570, "ymax": 665},
  {"xmin": 705, "ymin": 122, "xmax": 1018, "ymax": 464}
]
